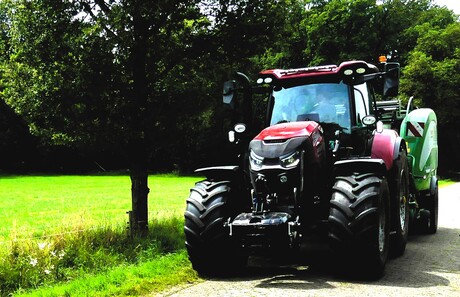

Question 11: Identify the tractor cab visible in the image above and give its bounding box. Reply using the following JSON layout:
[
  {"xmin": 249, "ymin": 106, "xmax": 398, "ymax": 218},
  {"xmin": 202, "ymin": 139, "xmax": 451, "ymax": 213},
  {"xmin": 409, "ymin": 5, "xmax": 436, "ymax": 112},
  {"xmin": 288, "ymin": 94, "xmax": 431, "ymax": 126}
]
[
  {"xmin": 252, "ymin": 61, "xmax": 394, "ymax": 162},
  {"xmin": 240, "ymin": 62, "xmax": 386, "ymax": 220}
]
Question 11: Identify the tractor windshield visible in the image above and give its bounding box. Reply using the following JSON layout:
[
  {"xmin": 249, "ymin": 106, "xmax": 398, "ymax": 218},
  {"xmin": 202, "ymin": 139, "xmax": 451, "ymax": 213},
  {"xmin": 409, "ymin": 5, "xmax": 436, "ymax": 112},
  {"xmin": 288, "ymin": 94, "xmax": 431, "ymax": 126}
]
[{"xmin": 269, "ymin": 82, "xmax": 351, "ymax": 133}]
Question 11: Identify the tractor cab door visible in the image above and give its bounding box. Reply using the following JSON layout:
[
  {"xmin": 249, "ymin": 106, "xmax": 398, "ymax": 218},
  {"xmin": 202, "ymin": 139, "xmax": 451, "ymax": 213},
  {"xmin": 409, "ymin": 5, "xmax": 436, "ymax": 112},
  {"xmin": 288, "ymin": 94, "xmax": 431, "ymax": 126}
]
[{"xmin": 352, "ymin": 82, "xmax": 376, "ymax": 126}]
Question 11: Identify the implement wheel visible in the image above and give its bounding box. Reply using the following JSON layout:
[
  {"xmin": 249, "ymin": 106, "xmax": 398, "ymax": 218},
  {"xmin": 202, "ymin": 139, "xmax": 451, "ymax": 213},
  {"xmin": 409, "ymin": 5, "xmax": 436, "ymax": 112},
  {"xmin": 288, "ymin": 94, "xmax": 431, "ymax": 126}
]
[{"xmin": 425, "ymin": 177, "xmax": 439, "ymax": 234}]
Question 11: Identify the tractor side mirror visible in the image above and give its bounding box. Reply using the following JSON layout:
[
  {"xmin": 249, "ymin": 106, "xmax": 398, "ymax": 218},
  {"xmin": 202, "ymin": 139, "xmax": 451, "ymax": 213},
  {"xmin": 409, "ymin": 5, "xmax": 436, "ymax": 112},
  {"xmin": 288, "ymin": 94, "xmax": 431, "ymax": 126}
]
[
  {"xmin": 383, "ymin": 62, "xmax": 400, "ymax": 98},
  {"xmin": 223, "ymin": 72, "xmax": 251, "ymax": 110},
  {"xmin": 223, "ymin": 80, "xmax": 237, "ymax": 109}
]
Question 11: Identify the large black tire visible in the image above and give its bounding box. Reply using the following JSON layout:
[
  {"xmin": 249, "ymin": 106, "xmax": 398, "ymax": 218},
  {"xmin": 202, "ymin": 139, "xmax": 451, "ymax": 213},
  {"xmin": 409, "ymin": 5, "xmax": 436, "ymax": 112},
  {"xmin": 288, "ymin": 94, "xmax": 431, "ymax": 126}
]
[
  {"xmin": 329, "ymin": 173, "xmax": 390, "ymax": 279},
  {"xmin": 184, "ymin": 180, "xmax": 247, "ymax": 276},
  {"xmin": 416, "ymin": 178, "xmax": 439, "ymax": 235},
  {"xmin": 426, "ymin": 178, "xmax": 439, "ymax": 234},
  {"xmin": 389, "ymin": 148, "xmax": 410, "ymax": 257}
]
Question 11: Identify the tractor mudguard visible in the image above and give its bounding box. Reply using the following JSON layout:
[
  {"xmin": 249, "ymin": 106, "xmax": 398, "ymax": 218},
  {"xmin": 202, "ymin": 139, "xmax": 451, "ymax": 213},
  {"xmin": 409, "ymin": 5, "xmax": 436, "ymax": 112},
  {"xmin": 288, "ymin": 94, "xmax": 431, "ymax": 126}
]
[
  {"xmin": 392, "ymin": 137, "xmax": 406, "ymax": 160},
  {"xmin": 334, "ymin": 158, "xmax": 387, "ymax": 176},
  {"xmin": 195, "ymin": 166, "xmax": 240, "ymax": 181},
  {"xmin": 371, "ymin": 128, "xmax": 404, "ymax": 171}
]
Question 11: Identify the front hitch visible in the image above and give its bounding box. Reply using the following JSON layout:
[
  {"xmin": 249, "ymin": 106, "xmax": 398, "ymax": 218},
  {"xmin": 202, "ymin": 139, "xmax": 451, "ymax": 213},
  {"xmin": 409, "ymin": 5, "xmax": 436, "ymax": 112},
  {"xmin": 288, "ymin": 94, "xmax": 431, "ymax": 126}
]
[
  {"xmin": 229, "ymin": 212, "xmax": 300, "ymax": 250},
  {"xmin": 252, "ymin": 174, "xmax": 271, "ymax": 213}
]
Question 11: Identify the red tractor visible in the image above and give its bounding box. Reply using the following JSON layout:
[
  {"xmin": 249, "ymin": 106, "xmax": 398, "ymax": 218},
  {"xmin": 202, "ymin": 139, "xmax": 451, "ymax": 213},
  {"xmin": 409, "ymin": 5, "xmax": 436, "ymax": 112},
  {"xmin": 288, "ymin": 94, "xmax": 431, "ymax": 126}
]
[{"xmin": 184, "ymin": 59, "xmax": 438, "ymax": 278}]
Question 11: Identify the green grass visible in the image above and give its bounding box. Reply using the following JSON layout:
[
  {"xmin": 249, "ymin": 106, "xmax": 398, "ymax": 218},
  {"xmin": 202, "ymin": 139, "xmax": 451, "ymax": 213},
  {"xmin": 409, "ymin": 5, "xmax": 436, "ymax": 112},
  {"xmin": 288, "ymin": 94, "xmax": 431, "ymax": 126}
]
[
  {"xmin": 14, "ymin": 251, "xmax": 199, "ymax": 297},
  {"xmin": 439, "ymin": 179, "xmax": 457, "ymax": 188},
  {"xmin": 0, "ymin": 174, "xmax": 202, "ymax": 297},
  {"xmin": 0, "ymin": 174, "xmax": 199, "ymax": 241}
]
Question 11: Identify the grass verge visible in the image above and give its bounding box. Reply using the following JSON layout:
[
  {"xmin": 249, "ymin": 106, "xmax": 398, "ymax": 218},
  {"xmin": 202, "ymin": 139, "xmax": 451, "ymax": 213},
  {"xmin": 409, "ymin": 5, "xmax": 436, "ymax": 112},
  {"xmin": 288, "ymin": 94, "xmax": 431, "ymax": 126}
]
[
  {"xmin": 14, "ymin": 250, "xmax": 199, "ymax": 297},
  {"xmin": 1, "ymin": 217, "xmax": 200, "ymax": 297}
]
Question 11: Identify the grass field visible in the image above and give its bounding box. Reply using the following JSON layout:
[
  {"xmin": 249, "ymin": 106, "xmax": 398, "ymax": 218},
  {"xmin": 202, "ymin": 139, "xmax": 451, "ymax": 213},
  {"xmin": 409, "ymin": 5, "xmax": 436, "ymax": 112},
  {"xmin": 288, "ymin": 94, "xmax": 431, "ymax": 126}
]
[
  {"xmin": 2, "ymin": 174, "xmax": 454, "ymax": 243},
  {"xmin": 0, "ymin": 174, "xmax": 200, "ymax": 241},
  {"xmin": 0, "ymin": 174, "xmax": 202, "ymax": 296}
]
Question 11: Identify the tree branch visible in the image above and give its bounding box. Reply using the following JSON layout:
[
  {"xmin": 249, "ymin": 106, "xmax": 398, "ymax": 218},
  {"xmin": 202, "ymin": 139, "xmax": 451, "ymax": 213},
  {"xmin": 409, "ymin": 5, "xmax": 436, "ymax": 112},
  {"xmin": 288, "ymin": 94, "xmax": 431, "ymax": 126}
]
[
  {"xmin": 94, "ymin": 0, "xmax": 111, "ymax": 14},
  {"xmin": 80, "ymin": 0, "xmax": 118, "ymax": 39}
]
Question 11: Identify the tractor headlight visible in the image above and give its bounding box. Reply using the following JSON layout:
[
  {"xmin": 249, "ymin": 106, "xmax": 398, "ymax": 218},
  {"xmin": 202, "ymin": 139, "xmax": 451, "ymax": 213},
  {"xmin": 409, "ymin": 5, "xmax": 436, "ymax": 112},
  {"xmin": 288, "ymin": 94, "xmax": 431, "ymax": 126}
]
[
  {"xmin": 249, "ymin": 150, "xmax": 264, "ymax": 171},
  {"xmin": 280, "ymin": 151, "xmax": 300, "ymax": 168}
]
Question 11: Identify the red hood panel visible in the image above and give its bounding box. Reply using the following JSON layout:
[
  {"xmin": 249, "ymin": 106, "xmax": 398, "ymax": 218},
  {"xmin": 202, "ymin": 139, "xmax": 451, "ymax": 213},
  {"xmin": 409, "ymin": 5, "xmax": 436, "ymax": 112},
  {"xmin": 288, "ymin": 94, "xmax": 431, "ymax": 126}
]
[{"xmin": 254, "ymin": 121, "xmax": 319, "ymax": 141}]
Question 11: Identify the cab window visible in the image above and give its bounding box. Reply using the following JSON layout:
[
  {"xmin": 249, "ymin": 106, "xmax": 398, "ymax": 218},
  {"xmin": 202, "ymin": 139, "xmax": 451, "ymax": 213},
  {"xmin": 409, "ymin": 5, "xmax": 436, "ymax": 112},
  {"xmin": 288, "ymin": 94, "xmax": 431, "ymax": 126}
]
[{"xmin": 269, "ymin": 82, "xmax": 351, "ymax": 133}]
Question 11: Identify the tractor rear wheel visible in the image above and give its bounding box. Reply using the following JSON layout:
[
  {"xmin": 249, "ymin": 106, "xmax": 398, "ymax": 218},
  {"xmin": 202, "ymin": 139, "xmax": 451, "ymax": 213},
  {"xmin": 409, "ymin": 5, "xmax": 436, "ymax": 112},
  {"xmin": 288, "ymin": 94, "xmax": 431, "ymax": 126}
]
[
  {"xmin": 329, "ymin": 173, "xmax": 390, "ymax": 278},
  {"xmin": 389, "ymin": 149, "xmax": 410, "ymax": 257},
  {"xmin": 184, "ymin": 180, "xmax": 247, "ymax": 276}
]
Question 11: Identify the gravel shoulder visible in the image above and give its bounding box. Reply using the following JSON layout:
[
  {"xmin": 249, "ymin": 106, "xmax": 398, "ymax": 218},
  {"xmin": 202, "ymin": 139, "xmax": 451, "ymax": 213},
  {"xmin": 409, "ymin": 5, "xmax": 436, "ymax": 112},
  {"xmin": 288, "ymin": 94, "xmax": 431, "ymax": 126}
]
[{"xmin": 158, "ymin": 183, "xmax": 460, "ymax": 297}]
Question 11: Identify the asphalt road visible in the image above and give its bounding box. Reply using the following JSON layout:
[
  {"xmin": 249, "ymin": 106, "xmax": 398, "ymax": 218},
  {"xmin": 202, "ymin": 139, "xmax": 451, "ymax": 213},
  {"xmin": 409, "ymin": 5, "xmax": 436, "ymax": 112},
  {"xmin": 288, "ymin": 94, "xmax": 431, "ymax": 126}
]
[{"xmin": 159, "ymin": 183, "xmax": 460, "ymax": 297}]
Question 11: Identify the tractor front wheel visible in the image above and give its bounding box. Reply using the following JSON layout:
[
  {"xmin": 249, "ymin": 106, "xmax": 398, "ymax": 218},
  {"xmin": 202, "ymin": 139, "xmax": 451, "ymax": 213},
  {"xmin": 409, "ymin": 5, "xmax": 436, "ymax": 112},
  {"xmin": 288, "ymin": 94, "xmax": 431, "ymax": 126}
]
[
  {"xmin": 329, "ymin": 173, "xmax": 390, "ymax": 278},
  {"xmin": 184, "ymin": 180, "xmax": 247, "ymax": 276}
]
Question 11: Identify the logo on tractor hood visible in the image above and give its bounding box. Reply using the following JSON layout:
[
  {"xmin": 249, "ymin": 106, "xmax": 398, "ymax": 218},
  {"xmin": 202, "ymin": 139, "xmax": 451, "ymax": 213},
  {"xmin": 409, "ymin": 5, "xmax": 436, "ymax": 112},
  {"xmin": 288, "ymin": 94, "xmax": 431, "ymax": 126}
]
[{"xmin": 254, "ymin": 121, "xmax": 319, "ymax": 141}]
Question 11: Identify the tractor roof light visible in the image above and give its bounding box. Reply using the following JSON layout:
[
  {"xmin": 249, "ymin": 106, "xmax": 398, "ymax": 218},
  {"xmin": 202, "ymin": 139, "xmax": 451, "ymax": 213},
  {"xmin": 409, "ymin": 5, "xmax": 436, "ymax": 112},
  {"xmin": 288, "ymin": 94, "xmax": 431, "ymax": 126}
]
[
  {"xmin": 256, "ymin": 77, "xmax": 273, "ymax": 84},
  {"xmin": 343, "ymin": 67, "xmax": 367, "ymax": 77}
]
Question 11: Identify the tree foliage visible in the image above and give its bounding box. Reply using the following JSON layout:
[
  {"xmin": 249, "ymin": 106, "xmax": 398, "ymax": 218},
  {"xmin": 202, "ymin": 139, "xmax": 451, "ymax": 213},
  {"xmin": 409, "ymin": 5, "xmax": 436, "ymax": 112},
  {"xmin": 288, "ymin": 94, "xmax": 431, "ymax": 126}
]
[
  {"xmin": 0, "ymin": 0, "xmax": 459, "ymax": 173},
  {"xmin": 401, "ymin": 20, "xmax": 460, "ymax": 170},
  {"xmin": 2, "ymin": 1, "xmax": 206, "ymax": 152}
]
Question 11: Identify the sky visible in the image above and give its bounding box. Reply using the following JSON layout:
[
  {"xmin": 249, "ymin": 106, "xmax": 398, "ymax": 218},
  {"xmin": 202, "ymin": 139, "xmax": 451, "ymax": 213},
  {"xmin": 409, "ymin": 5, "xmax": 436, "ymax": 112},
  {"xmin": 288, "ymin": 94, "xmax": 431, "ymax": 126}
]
[{"xmin": 434, "ymin": 0, "xmax": 460, "ymax": 15}]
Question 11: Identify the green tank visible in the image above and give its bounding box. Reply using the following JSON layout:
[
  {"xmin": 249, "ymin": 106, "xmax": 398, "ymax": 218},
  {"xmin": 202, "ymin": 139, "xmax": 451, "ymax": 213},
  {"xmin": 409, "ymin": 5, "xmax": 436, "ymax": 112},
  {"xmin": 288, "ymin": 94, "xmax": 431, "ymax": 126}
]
[{"xmin": 400, "ymin": 108, "xmax": 438, "ymax": 191}]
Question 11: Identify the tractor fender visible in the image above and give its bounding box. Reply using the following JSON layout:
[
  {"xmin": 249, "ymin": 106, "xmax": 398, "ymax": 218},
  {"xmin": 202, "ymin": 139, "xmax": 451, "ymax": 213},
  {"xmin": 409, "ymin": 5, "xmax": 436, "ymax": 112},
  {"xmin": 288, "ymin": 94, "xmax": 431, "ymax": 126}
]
[
  {"xmin": 371, "ymin": 129, "xmax": 405, "ymax": 171},
  {"xmin": 334, "ymin": 158, "xmax": 387, "ymax": 176},
  {"xmin": 194, "ymin": 166, "xmax": 240, "ymax": 181},
  {"xmin": 392, "ymin": 137, "xmax": 407, "ymax": 160}
]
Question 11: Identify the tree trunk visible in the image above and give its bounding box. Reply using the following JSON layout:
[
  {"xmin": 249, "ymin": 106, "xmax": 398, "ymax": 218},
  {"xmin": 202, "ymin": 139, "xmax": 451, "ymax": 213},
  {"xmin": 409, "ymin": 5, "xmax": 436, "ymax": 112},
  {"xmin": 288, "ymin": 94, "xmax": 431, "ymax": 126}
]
[
  {"xmin": 129, "ymin": 153, "xmax": 149, "ymax": 237},
  {"xmin": 128, "ymin": 2, "xmax": 150, "ymax": 237}
]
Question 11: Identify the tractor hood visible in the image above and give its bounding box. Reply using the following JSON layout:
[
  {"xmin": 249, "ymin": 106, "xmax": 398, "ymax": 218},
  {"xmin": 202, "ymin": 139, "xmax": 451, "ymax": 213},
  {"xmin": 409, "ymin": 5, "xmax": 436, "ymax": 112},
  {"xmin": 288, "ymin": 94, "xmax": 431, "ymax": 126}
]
[
  {"xmin": 254, "ymin": 121, "xmax": 320, "ymax": 141},
  {"xmin": 250, "ymin": 121, "xmax": 322, "ymax": 159}
]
